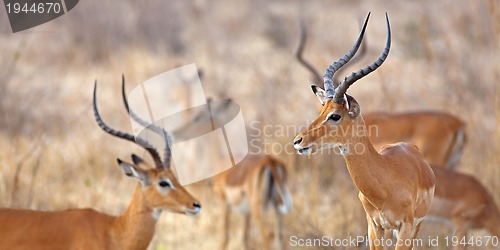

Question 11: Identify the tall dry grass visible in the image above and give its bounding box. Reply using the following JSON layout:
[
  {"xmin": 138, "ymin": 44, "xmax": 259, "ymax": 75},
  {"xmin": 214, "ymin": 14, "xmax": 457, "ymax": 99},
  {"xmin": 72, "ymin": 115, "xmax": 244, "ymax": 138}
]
[{"xmin": 0, "ymin": 0, "xmax": 498, "ymax": 249}]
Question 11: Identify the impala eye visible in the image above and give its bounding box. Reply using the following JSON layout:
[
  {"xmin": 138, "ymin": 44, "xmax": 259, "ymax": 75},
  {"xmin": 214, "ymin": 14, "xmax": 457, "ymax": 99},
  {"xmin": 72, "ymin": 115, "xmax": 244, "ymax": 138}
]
[
  {"xmin": 158, "ymin": 179, "xmax": 173, "ymax": 189},
  {"xmin": 328, "ymin": 114, "xmax": 341, "ymax": 121}
]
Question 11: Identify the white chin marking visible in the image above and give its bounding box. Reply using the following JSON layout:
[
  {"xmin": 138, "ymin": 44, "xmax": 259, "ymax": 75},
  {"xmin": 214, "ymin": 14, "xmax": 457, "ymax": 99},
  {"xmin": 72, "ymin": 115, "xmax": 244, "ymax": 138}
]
[
  {"xmin": 185, "ymin": 207, "xmax": 201, "ymax": 216},
  {"xmin": 297, "ymin": 147, "xmax": 312, "ymax": 155}
]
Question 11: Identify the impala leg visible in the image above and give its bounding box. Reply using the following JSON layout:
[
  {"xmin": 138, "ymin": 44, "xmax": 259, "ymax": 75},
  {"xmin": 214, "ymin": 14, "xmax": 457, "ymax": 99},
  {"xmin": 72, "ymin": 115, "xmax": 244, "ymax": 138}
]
[
  {"xmin": 252, "ymin": 202, "xmax": 271, "ymax": 250},
  {"xmin": 366, "ymin": 215, "xmax": 384, "ymax": 250},
  {"xmin": 243, "ymin": 213, "xmax": 251, "ymax": 250},
  {"xmin": 221, "ymin": 203, "xmax": 230, "ymax": 250},
  {"xmin": 384, "ymin": 229, "xmax": 395, "ymax": 250},
  {"xmin": 395, "ymin": 221, "xmax": 414, "ymax": 250},
  {"xmin": 452, "ymin": 218, "xmax": 467, "ymax": 250},
  {"xmin": 403, "ymin": 220, "xmax": 423, "ymax": 250},
  {"xmin": 374, "ymin": 225, "xmax": 385, "ymax": 250},
  {"xmin": 411, "ymin": 221, "xmax": 422, "ymax": 243},
  {"xmin": 274, "ymin": 206, "xmax": 284, "ymax": 250},
  {"xmin": 366, "ymin": 217, "xmax": 376, "ymax": 250},
  {"xmin": 365, "ymin": 214, "xmax": 374, "ymax": 250}
]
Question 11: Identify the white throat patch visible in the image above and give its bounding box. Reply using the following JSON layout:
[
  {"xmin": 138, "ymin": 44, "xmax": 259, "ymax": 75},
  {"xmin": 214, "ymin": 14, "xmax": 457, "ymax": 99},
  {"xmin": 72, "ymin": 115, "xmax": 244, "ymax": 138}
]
[
  {"xmin": 152, "ymin": 209, "xmax": 162, "ymax": 220},
  {"xmin": 339, "ymin": 144, "xmax": 349, "ymax": 155}
]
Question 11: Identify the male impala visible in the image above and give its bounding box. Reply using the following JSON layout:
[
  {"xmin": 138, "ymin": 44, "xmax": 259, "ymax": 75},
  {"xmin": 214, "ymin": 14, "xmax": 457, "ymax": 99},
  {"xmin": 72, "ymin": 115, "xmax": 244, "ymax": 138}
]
[
  {"xmin": 427, "ymin": 165, "xmax": 500, "ymax": 248},
  {"xmin": 0, "ymin": 82, "xmax": 201, "ymax": 250},
  {"xmin": 296, "ymin": 18, "xmax": 466, "ymax": 169},
  {"xmin": 293, "ymin": 13, "xmax": 435, "ymax": 249},
  {"xmin": 120, "ymin": 80, "xmax": 292, "ymax": 250}
]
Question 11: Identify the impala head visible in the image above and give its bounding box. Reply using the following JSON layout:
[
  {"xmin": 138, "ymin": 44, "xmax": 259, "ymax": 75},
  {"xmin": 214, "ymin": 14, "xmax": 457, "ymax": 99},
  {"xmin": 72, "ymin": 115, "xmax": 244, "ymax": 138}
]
[
  {"xmin": 117, "ymin": 155, "xmax": 201, "ymax": 215},
  {"xmin": 93, "ymin": 81, "xmax": 201, "ymax": 216},
  {"xmin": 293, "ymin": 13, "xmax": 391, "ymax": 155}
]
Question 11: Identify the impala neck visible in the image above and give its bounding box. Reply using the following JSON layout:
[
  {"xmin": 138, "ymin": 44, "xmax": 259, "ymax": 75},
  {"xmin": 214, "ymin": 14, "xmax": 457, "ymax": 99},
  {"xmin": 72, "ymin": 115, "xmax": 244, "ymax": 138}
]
[
  {"xmin": 114, "ymin": 184, "xmax": 157, "ymax": 250},
  {"xmin": 339, "ymin": 119, "xmax": 386, "ymax": 200}
]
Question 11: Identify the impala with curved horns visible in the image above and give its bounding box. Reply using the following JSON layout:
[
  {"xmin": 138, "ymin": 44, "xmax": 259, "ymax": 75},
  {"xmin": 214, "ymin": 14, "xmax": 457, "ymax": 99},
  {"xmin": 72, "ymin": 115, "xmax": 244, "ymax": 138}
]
[
  {"xmin": 296, "ymin": 18, "xmax": 466, "ymax": 169},
  {"xmin": 0, "ymin": 82, "xmax": 201, "ymax": 250},
  {"xmin": 293, "ymin": 13, "xmax": 435, "ymax": 250},
  {"xmin": 121, "ymin": 79, "xmax": 292, "ymax": 250}
]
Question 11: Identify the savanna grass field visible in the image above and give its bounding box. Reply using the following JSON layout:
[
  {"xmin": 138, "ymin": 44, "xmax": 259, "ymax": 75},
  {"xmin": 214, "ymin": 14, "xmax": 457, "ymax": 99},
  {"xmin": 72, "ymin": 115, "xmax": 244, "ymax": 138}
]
[{"xmin": 0, "ymin": 0, "xmax": 499, "ymax": 249}]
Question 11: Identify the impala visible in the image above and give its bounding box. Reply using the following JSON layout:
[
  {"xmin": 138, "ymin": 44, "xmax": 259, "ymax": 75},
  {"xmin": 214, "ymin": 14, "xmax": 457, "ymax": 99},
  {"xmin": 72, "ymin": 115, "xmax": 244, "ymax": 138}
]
[
  {"xmin": 212, "ymin": 154, "xmax": 291, "ymax": 250},
  {"xmin": 120, "ymin": 80, "xmax": 292, "ymax": 250},
  {"xmin": 293, "ymin": 13, "xmax": 436, "ymax": 249},
  {"xmin": 174, "ymin": 98, "xmax": 292, "ymax": 250},
  {"xmin": 173, "ymin": 103, "xmax": 293, "ymax": 250},
  {"xmin": 0, "ymin": 82, "xmax": 201, "ymax": 250},
  {"xmin": 427, "ymin": 165, "xmax": 499, "ymax": 248},
  {"xmin": 296, "ymin": 18, "xmax": 466, "ymax": 169}
]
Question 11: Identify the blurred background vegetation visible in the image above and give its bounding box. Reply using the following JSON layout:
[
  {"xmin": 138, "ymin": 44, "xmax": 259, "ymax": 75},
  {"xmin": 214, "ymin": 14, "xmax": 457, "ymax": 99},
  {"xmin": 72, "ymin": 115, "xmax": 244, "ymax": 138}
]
[{"xmin": 0, "ymin": 0, "xmax": 498, "ymax": 249}]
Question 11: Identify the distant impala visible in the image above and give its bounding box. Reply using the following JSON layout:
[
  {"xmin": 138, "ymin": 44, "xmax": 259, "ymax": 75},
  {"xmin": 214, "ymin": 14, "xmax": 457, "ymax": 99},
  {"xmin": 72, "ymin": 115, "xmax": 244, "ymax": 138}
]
[
  {"xmin": 428, "ymin": 165, "xmax": 499, "ymax": 249},
  {"xmin": 121, "ymin": 80, "xmax": 292, "ymax": 250}
]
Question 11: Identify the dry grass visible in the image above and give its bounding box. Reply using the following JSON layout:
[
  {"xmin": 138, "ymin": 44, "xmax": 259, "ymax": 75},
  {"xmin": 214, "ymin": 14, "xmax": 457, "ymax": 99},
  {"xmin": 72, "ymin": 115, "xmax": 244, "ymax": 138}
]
[{"xmin": 0, "ymin": 0, "xmax": 499, "ymax": 249}]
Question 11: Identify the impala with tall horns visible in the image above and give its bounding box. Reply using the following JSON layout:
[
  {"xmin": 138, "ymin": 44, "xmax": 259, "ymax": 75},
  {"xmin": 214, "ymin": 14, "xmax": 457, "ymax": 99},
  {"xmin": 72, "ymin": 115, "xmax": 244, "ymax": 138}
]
[
  {"xmin": 0, "ymin": 82, "xmax": 201, "ymax": 250},
  {"xmin": 121, "ymin": 80, "xmax": 292, "ymax": 250},
  {"xmin": 296, "ymin": 17, "xmax": 466, "ymax": 169},
  {"xmin": 293, "ymin": 13, "xmax": 435, "ymax": 250}
]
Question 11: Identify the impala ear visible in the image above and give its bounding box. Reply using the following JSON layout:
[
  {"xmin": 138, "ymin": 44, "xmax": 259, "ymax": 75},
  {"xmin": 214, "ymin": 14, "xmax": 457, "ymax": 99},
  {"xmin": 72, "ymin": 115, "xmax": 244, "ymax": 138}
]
[
  {"xmin": 346, "ymin": 95, "xmax": 360, "ymax": 118},
  {"xmin": 131, "ymin": 154, "xmax": 144, "ymax": 165},
  {"xmin": 311, "ymin": 85, "xmax": 327, "ymax": 105},
  {"xmin": 117, "ymin": 159, "xmax": 149, "ymax": 185}
]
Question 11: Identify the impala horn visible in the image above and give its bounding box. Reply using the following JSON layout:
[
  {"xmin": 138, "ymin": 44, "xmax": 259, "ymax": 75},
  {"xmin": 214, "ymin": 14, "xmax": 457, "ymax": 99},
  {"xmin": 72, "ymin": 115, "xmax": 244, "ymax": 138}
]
[
  {"xmin": 332, "ymin": 13, "xmax": 391, "ymax": 104},
  {"xmin": 120, "ymin": 76, "xmax": 172, "ymax": 170},
  {"xmin": 93, "ymin": 82, "xmax": 165, "ymax": 170},
  {"xmin": 323, "ymin": 12, "xmax": 371, "ymax": 99}
]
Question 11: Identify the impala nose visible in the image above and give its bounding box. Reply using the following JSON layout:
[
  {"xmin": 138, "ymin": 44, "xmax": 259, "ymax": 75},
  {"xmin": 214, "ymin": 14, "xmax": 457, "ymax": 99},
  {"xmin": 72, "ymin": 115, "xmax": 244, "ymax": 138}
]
[
  {"xmin": 193, "ymin": 203, "xmax": 201, "ymax": 210},
  {"xmin": 294, "ymin": 137, "xmax": 303, "ymax": 145},
  {"xmin": 187, "ymin": 202, "xmax": 201, "ymax": 215}
]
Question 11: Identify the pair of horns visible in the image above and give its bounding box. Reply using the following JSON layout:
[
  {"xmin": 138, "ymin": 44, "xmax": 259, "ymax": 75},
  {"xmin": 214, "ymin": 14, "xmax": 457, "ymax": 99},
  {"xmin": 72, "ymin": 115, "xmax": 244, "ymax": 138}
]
[
  {"xmin": 93, "ymin": 76, "xmax": 172, "ymax": 171},
  {"xmin": 323, "ymin": 12, "xmax": 391, "ymax": 104}
]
